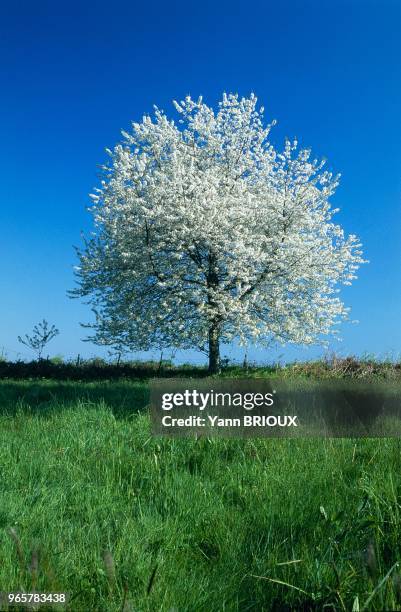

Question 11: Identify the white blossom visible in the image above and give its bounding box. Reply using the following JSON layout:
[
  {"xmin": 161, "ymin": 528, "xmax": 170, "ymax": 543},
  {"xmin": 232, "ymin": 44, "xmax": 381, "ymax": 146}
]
[{"xmin": 71, "ymin": 93, "xmax": 366, "ymax": 371}]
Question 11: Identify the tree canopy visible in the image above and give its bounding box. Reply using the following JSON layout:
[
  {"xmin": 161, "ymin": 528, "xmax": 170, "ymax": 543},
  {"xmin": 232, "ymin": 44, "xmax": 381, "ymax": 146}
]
[{"xmin": 72, "ymin": 93, "xmax": 365, "ymax": 372}]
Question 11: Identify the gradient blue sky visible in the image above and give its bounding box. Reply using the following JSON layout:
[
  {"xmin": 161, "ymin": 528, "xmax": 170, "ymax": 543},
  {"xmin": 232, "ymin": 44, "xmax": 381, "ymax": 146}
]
[{"xmin": 1, "ymin": 0, "xmax": 400, "ymax": 364}]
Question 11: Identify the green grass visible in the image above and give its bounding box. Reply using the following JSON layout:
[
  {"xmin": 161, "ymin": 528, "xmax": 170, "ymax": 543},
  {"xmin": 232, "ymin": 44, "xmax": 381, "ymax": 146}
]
[{"xmin": 0, "ymin": 379, "xmax": 401, "ymax": 611}]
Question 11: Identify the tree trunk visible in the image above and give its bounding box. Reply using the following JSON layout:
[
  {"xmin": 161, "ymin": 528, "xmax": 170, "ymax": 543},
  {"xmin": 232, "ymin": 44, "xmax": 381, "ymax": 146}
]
[
  {"xmin": 206, "ymin": 250, "xmax": 221, "ymax": 374},
  {"xmin": 208, "ymin": 326, "xmax": 220, "ymax": 374}
]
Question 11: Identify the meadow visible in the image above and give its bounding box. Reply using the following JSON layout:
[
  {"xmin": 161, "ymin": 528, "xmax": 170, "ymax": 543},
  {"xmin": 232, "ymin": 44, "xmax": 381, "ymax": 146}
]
[{"xmin": 0, "ymin": 366, "xmax": 400, "ymax": 611}]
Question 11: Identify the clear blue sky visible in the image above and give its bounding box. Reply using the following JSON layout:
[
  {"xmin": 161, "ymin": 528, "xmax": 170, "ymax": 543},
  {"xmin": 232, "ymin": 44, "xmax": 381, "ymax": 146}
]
[{"xmin": 1, "ymin": 0, "xmax": 400, "ymax": 364}]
